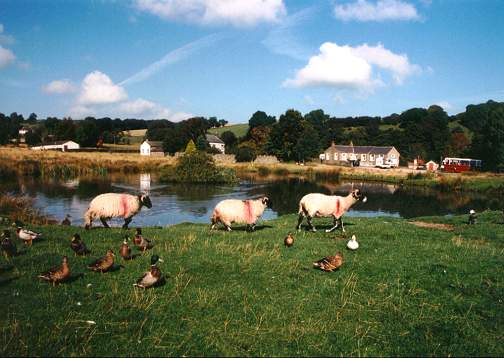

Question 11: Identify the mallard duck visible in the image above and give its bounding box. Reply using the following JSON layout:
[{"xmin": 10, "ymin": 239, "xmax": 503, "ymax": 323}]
[
  {"xmin": 313, "ymin": 252, "xmax": 344, "ymax": 272},
  {"xmin": 134, "ymin": 228, "xmax": 153, "ymax": 252},
  {"xmin": 120, "ymin": 236, "xmax": 132, "ymax": 260},
  {"xmin": 70, "ymin": 233, "xmax": 90, "ymax": 256},
  {"xmin": 284, "ymin": 232, "xmax": 294, "ymax": 247},
  {"xmin": 468, "ymin": 209, "xmax": 477, "ymax": 225},
  {"xmin": 1, "ymin": 230, "xmax": 17, "ymax": 258},
  {"xmin": 346, "ymin": 235, "xmax": 359, "ymax": 250},
  {"xmin": 87, "ymin": 249, "xmax": 115, "ymax": 272},
  {"xmin": 16, "ymin": 227, "xmax": 42, "ymax": 246},
  {"xmin": 38, "ymin": 256, "xmax": 71, "ymax": 286},
  {"xmin": 134, "ymin": 255, "xmax": 163, "ymax": 289},
  {"xmin": 61, "ymin": 214, "xmax": 72, "ymax": 226}
]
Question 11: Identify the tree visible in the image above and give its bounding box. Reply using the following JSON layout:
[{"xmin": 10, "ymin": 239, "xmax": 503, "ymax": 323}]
[
  {"xmin": 294, "ymin": 122, "xmax": 320, "ymax": 162},
  {"xmin": 162, "ymin": 127, "xmax": 186, "ymax": 155},
  {"xmin": 54, "ymin": 118, "xmax": 76, "ymax": 141},
  {"xmin": 196, "ymin": 135, "xmax": 210, "ymax": 151},
  {"xmin": 267, "ymin": 109, "xmax": 304, "ymax": 161},
  {"xmin": 249, "ymin": 111, "xmax": 276, "ymax": 129},
  {"xmin": 218, "ymin": 119, "xmax": 228, "ymax": 127},
  {"xmin": 208, "ymin": 117, "xmax": 219, "ymax": 128},
  {"xmin": 28, "ymin": 113, "xmax": 38, "ymax": 123},
  {"xmin": 25, "ymin": 130, "xmax": 42, "ymax": 146},
  {"xmin": 473, "ymin": 108, "xmax": 504, "ymax": 171},
  {"xmin": 235, "ymin": 146, "xmax": 256, "ymax": 162},
  {"xmin": 75, "ymin": 120, "xmax": 100, "ymax": 147},
  {"xmin": 185, "ymin": 139, "xmax": 196, "ymax": 153},
  {"xmin": 221, "ymin": 131, "xmax": 237, "ymax": 147}
]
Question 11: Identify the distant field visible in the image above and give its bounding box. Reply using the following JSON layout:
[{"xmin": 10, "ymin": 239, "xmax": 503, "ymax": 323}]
[
  {"xmin": 121, "ymin": 129, "xmax": 147, "ymax": 145},
  {"xmin": 208, "ymin": 124, "xmax": 249, "ymax": 138}
]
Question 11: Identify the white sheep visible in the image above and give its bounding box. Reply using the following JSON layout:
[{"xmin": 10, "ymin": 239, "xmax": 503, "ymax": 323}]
[
  {"xmin": 210, "ymin": 197, "xmax": 270, "ymax": 231},
  {"xmin": 297, "ymin": 189, "xmax": 367, "ymax": 233},
  {"xmin": 84, "ymin": 193, "xmax": 152, "ymax": 229}
]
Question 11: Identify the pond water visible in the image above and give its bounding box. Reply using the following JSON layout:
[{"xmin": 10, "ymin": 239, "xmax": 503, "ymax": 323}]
[{"xmin": 0, "ymin": 173, "xmax": 502, "ymax": 227}]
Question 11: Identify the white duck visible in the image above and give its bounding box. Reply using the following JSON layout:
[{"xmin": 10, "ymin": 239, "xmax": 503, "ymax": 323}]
[
  {"xmin": 16, "ymin": 227, "xmax": 42, "ymax": 246},
  {"xmin": 346, "ymin": 235, "xmax": 359, "ymax": 250}
]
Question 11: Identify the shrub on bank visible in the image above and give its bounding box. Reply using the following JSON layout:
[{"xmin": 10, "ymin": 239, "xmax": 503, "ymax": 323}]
[{"xmin": 160, "ymin": 151, "xmax": 237, "ymax": 184}]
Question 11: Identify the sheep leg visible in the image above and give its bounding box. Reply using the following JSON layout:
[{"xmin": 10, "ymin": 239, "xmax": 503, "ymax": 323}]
[
  {"xmin": 123, "ymin": 217, "xmax": 132, "ymax": 229},
  {"xmin": 296, "ymin": 213, "xmax": 304, "ymax": 231},
  {"xmin": 249, "ymin": 223, "xmax": 256, "ymax": 232},
  {"xmin": 325, "ymin": 216, "xmax": 339, "ymax": 233},
  {"xmin": 210, "ymin": 217, "xmax": 218, "ymax": 230},
  {"xmin": 100, "ymin": 217, "xmax": 110, "ymax": 228},
  {"xmin": 339, "ymin": 218, "xmax": 345, "ymax": 233},
  {"xmin": 307, "ymin": 216, "xmax": 316, "ymax": 232},
  {"xmin": 224, "ymin": 224, "xmax": 232, "ymax": 232}
]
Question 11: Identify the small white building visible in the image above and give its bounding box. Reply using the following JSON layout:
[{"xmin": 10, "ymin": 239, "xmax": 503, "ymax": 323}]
[
  {"xmin": 140, "ymin": 140, "xmax": 164, "ymax": 156},
  {"xmin": 206, "ymin": 134, "xmax": 225, "ymax": 154},
  {"xmin": 31, "ymin": 140, "xmax": 80, "ymax": 152}
]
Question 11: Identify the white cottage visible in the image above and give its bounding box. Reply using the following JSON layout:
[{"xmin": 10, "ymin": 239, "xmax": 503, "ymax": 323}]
[
  {"xmin": 140, "ymin": 140, "xmax": 164, "ymax": 156},
  {"xmin": 31, "ymin": 140, "xmax": 80, "ymax": 152},
  {"xmin": 205, "ymin": 134, "xmax": 225, "ymax": 154}
]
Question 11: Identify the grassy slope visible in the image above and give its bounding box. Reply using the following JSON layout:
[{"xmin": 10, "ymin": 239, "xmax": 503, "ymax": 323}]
[
  {"xmin": 1, "ymin": 212, "xmax": 503, "ymax": 356},
  {"xmin": 208, "ymin": 124, "xmax": 249, "ymax": 138}
]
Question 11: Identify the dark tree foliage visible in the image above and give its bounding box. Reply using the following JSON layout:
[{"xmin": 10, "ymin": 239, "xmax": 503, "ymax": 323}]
[
  {"xmin": 235, "ymin": 146, "xmax": 257, "ymax": 162},
  {"xmin": 294, "ymin": 122, "xmax": 321, "ymax": 162},
  {"xmin": 267, "ymin": 109, "xmax": 304, "ymax": 161},
  {"xmin": 249, "ymin": 111, "xmax": 276, "ymax": 129},
  {"xmin": 221, "ymin": 131, "xmax": 237, "ymax": 147},
  {"xmin": 75, "ymin": 119, "xmax": 100, "ymax": 147},
  {"xmin": 196, "ymin": 135, "xmax": 210, "ymax": 151},
  {"xmin": 54, "ymin": 119, "xmax": 76, "ymax": 141},
  {"xmin": 162, "ymin": 127, "xmax": 187, "ymax": 155}
]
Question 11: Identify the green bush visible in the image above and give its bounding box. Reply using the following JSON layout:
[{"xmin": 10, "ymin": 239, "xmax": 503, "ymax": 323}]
[
  {"xmin": 257, "ymin": 166, "xmax": 271, "ymax": 177},
  {"xmin": 160, "ymin": 151, "xmax": 237, "ymax": 183},
  {"xmin": 235, "ymin": 147, "xmax": 256, "ymax": 162}
]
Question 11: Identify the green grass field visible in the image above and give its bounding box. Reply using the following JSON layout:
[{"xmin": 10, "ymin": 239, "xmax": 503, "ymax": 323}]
[
  {"xmin": 208, "ymin": 124, "xmax": 249, "ymax": 138},
  {"xmin": 1, "ymin": 212, "xmax": 503, "ymax": 356}
]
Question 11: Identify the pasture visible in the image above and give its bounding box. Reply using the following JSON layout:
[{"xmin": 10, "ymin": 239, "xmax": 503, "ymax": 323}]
[{"xmin": 1, "ymin": 212, "xmax": 503, "ymax": 356}]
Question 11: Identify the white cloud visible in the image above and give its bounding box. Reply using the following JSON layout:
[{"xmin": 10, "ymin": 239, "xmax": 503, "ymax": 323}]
[
  {"xmin": 334, "ymin": 0, "xmax": 420, "ymax": 22},
  {"xmin": 77, "ymin": 71, "xmax": 127, "ymax": 105},
  {"xmin": 283, "ymin": 42, "xmax": 421, "ymax": 92},
  {"xmin": 134, "ymin": 0, "xmax": 286, "ymax": 27},
  {"xmin": 0, "ymin": 45, "xmax": 15, "ymax": 68},
  {"xmin": 120, "ymin": 33, "xmax": 223, "ymax": 86},
  {"xmin": 435, "ymin": 101, "xmax": 452, "ymax": 110},
  {"xmin": 42, "ymin": 79, "xmax": 76, "ymax": 94},
  {"xmin": 118, "ymin": 98, "xmax": 193, "ymax": 121}
]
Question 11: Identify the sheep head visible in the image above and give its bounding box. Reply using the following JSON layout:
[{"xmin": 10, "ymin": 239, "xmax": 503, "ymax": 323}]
[
  {"xmin": 139, "ymin": 194, "xmax": 152, "ymax": 208},
  {"xmin": 351, "ymin": 189, "xmax": 367, "ymax": 203},
  {"xmin": 261, "ymin": 196, "xmax": 272, "ymax": 208}
]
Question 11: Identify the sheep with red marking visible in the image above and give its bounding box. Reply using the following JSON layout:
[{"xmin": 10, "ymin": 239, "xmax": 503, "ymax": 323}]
[
  {"xmin": 211, "ymin": 197, "xmax": 271, "ymax": 231},
  {"xmin": 297, "ymin": 189, "xmax": 367, "ymax": 233},
  {"xmin": 84, "ymin": 193, "xmax": 152, "ymax": 230}
]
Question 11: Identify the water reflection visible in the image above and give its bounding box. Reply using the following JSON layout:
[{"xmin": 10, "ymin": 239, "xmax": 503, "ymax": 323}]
[{"xmin": 0, "ymin": 173, "xmax": 502, "ymax": 227}]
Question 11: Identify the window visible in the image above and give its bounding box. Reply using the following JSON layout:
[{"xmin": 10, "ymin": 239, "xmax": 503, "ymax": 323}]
[
  {"xmin": 390, "ymin": 154, "xmax": 396, "ymax": 159},
  {"xmin": 369, "ymin": 154, "xmax": 375, "ymax": 162},
  {"xmin": 361, "ymin": 154, "xmax": 367, "ymax": 161},
  {"xmin": 341, "ymin": 153, "xmax": 347, "ymax": 159},
  {"xmin": 325, "ymin": 153, "xmax": 329, "ymax": 160},
  {"xmin": 334, "ymin": 153, "xmax": 338, "ymax": 160}
]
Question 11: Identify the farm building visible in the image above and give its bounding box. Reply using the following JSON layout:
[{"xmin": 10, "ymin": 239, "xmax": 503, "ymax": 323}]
[
  {"xmin": 140, "ymin": 140, "xmax": 164, "ymax": 156},
  {"xmin": 206, "ymin": 134, "xmax": 225, "ymax": 154},
  {"xmin": 31, "ymin": 140, "xmax": 80, "ymax": 152},
  {"xmin": 321, "ymin": 142, "xmax": 400, "ymax": 167}
]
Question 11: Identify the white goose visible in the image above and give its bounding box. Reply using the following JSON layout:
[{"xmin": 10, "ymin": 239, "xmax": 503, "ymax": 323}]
[{"xmin": 346, "ymin": 234, "xmax": 359, "ymax": 250}]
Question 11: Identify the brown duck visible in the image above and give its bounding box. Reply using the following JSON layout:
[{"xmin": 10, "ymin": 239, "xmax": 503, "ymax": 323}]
[
  {"xmin": 120, "ymin": 236, "xmax": 132, "ymax": 260},
  {"xmin": 70, "ymin": 233, "xmax": 90, "ymax": 256},
  {"xmin": 284, "ymin": 232, "xmax": 294, "ymax": 247},
  {"xmin": 313, "ymin": 252, "xmax": 344, "ymax": 272},
  {"xmin": 134, "ymin": 255, "xmax": 163, "ymax": 289},
  {"xmin": 1, "ymin": 230, "xmax": 17, "ymax": 258},
  {"xmin": 88, "ymin": 249, "xmax": 115, "ymax": 272},
  {"xmin": 61, "ymin": 214, "xmax": 71, "ymax": 226},
  {"xmin": 38, "ymin": 256, "xmax": 71, "ymax": 286},
  {"xmin": 134, "ymin": 228, "xmax": 153, "ymax": 252}
]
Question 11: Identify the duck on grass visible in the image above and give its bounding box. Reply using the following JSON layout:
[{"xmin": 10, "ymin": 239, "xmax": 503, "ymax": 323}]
[{"xmin": 160, "ymin": 151, "xmax": 237, "ymax": 184}]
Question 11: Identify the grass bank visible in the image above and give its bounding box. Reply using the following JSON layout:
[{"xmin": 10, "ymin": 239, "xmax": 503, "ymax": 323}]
[
  {"xmin": 231, "ymin": 162, "xmax": 504, "ymax": 193},
  {"xmin": 1, "ymin": 212, "xmax": 503, "ymax": 356},
  {"xmin": 0, "ymin": 147, "xmax": 174, "ymax": 178}
]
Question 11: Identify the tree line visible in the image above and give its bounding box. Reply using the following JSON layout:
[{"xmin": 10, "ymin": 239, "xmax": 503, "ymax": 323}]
[{"xmin": 1, "ymin": 100, "xmax": 503, "ymax": 170}]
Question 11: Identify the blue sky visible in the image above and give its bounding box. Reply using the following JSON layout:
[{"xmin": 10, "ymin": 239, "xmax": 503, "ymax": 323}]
[{"xmin": 0, "ymin": 0, "xmax": 503, "ymax": 123}]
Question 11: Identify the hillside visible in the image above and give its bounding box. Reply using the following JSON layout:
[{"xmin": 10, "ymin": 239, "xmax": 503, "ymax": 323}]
[{"xmin": 208, "ymin": 124, "xmax": 249, "ymax": 138}]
